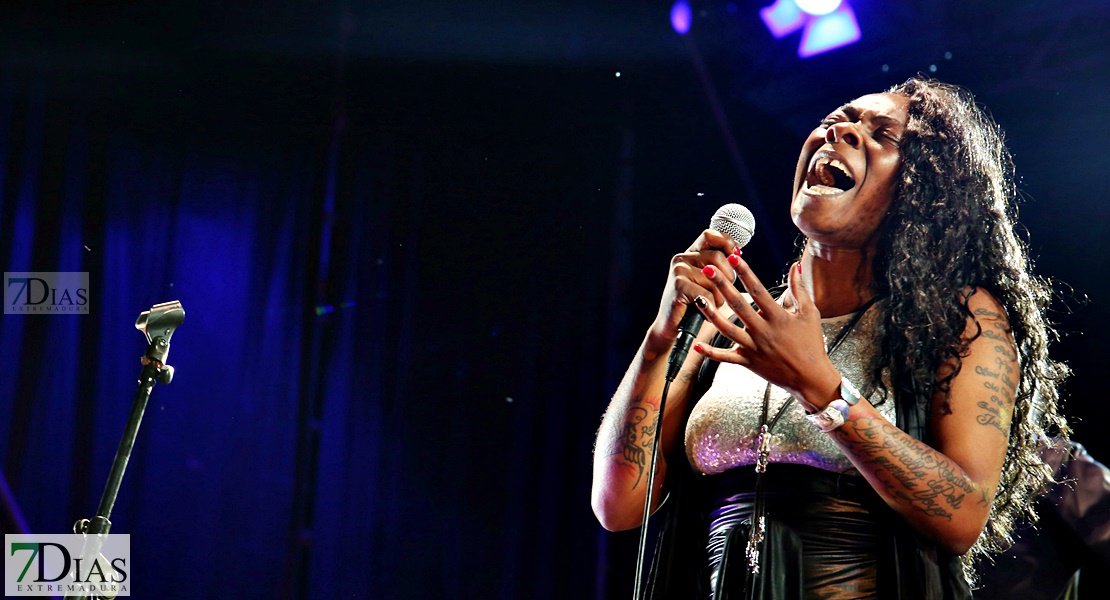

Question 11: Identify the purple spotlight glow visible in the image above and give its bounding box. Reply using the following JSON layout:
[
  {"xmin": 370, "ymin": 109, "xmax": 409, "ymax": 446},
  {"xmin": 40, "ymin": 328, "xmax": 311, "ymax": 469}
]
[
  {"xmin": 671, "ymin": 1, "xmax": 692, "ymax": 35},
  {"xmin": 798, "ymin": 3, "xmax": 860, "ymax": 57},
  {"xmin": 759, "ymin": 0, "xmax": 806, "ymax": 39}
]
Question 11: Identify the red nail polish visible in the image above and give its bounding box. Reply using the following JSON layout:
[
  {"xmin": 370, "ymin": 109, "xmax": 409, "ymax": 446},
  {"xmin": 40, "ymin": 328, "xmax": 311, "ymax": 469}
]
[
  {"xmin": 796, "ymin": 263, "xmax": 802, "ymax": 275},
  {"xmin": 733, "ymin": 247, "xmax": 743, "ymax": 256},
  {"xmin": 727, "ymin": 254, "xmax": 740, "ymax": 267},
  {"xmin": 693, "ymin": 343, "xmax": 703, "ymax": 353},
  {"xmin": 702, "ymin": 265, "xmax": 716, "ymax": 278}
]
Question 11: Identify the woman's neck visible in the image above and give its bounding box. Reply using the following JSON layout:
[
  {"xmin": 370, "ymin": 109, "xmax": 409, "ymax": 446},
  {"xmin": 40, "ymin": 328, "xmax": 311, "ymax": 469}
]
[{"xmin": 798, "ymin": 242, "xmax": 877, "ymax": 317}]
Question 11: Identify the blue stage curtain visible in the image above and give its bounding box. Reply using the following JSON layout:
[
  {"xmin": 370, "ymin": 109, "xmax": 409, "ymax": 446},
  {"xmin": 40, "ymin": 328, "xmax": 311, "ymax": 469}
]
[{"xmin": 0, "ymin": 72, "xmax": 609, "ymax": 598}]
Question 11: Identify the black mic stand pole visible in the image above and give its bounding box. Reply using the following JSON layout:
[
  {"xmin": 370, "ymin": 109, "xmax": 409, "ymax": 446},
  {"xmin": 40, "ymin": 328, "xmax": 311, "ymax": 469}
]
[
  {"xmin": 631, "ymin": 308, "xmax": 704, "ymax": 600},
  {"xmin": 66, "ymin": 301, "xmax": 185, "ymax": 600}
]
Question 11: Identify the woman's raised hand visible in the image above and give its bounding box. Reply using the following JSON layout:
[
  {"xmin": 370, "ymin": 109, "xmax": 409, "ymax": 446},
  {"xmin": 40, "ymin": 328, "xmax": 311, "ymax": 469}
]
[{"xmin": 691, "ymin": 255, "xmax": 841, "ymax": 411}]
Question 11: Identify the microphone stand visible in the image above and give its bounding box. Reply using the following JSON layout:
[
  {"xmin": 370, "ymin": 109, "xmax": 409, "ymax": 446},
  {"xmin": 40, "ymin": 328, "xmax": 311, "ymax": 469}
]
[{"xmin": 65, "ymin": 301, "xmax": 185, "ymax": 600}]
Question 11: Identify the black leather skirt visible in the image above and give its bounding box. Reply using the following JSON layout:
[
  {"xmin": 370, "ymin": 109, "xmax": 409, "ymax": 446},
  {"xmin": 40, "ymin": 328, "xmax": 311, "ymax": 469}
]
[{"xmin": 698, "ymin": 465, "xmax": 969, "ymax": 600}]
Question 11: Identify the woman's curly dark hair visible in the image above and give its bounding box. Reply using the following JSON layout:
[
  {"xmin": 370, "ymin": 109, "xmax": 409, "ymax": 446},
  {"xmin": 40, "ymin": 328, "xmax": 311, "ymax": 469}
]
[{"xmin": 867, "ymin": 77, "xmax": 1069, "ymax": 580}]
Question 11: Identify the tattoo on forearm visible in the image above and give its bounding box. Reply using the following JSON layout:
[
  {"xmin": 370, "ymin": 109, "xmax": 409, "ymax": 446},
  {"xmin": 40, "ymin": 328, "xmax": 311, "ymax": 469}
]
[
  {"xmin": 612, "ymin": 397, "xmax": 658, "ymax": 488},
  {"xmin": 825, "ymin": 302, "xmax": 1012, "ymax": 522},
  {"xmin": 835, "ymin": 418, "xmax": 988, "ymax": 520}
]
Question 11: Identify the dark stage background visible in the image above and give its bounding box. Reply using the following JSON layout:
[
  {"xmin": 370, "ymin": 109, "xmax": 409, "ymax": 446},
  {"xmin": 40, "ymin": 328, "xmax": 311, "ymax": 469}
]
[{"xmin": 1, "ymin": 1, "xmax": 1107, "ymax": 598}]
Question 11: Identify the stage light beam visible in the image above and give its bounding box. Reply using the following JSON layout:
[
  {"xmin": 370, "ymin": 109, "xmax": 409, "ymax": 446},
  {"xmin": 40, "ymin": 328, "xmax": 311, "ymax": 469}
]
[
  {"xmin": 794, "ymin": 0, "xmax": 842, "ymax": 16},
  {"xmin": 760, "ymin": 0, "xmax": 861, "ymax": 57},
  {"xmin": 798, "ymin": 3, "xmax": 860, "ymax": 58},
  {"xmin": 759, "ymin": 0, "xmax": 807, "ymax": 39}
]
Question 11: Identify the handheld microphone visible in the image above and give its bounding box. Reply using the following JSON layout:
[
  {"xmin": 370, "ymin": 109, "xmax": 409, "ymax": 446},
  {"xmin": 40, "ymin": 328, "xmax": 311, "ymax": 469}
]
[{"xmin": 664, "ymin": 204, "xmax": 755, "ymax": 381}]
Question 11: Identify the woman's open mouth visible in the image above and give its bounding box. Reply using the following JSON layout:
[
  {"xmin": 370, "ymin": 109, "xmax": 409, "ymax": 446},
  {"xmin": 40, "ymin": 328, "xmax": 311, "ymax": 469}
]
[{"xmin": 804, "ymin": 155, "xmax": 856, "ymax": 196}]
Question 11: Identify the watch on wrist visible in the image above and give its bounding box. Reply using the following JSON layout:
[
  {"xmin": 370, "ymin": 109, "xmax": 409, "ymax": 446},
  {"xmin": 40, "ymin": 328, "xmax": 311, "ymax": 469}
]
[{"xmin": 806, "ymin": 377, "xmax": 862, "ymax": 433}]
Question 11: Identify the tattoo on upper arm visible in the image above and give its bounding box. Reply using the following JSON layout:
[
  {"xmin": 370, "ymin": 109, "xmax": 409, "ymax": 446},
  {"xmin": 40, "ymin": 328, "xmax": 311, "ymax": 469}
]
[
  {"xmin": 969, "ymin": 307, "xmax": 1017, "ymax": 436},
  {"xmin": 972, "ymin": 307, "xmax": 1007, "ymax": 323},
  {"xmin": 835, "ymin": 418, "xmax": 989, "ymax": 520},
  {"xmin": 612, "ymin": 396, "xmax": 658, "ymax": 489},
  {"xmin": 980, "ymin": 329, "xmax": 1017, "ymax": 360}
]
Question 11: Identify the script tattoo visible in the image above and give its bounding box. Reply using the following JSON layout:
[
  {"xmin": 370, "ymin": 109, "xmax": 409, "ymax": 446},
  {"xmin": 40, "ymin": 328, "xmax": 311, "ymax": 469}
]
[
  {"xmin": 973, "ymin": 307, "xmax": 1008, "ymax": 322},
  {"xmin": 976, "ymin": 400, "xmax": 1007, "ymax": 434},
  {"xmin": 981, "ymin": 329, "xmax": 1017, "ymax": 361},
  {"xmin": 835, "ymin": 419, "xmax": 988, "ymax": 520},
  {"xmin": 614, "ymin": 396, "xmax": 658, "ymax": 488},
  {"xmin": 970, "ymin": 306, "xmax": 1017, "ymax": 436},
  {"xmin": 974, "ymin": 365, "xmax": 999, "ymax": 379}
]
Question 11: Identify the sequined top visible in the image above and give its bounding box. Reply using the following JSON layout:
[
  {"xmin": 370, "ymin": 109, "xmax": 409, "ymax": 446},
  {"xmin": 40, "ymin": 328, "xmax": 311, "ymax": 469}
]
[{"xmin": 685, "ymin": 304, "xmax": 896, "ymax": 474}]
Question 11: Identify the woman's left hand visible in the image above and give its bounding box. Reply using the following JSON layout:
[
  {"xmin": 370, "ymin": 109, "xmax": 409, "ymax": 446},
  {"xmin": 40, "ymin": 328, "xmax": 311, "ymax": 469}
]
[{"xmin": 692, "ymin": 254, "xmax": 842, "ymax": 411}]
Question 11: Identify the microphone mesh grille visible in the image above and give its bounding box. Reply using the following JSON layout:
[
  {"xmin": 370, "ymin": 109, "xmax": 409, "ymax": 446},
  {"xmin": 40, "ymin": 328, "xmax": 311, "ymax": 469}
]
[{"xmin": 709, "ymin": 204, "xmax": 755, "ymax": 248}]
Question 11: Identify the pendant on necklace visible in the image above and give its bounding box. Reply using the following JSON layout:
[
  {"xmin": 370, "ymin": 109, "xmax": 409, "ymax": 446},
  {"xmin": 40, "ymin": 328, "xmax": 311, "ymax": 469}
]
[{"xmin": 755, "ymin": 423, "xmax": 771, "ymax": 474}]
